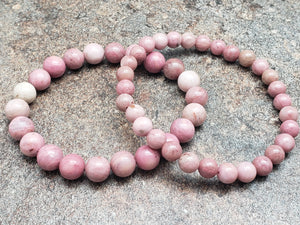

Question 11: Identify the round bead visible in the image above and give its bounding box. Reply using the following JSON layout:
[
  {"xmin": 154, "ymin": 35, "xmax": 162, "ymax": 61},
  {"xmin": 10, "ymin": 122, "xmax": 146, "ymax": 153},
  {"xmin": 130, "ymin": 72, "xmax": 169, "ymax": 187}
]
[
  {"xmin": 181, "ymin": 32, "xmax": 196, "ymax": 49},
  {"xmin": 13, "ymin": 82, "xmax": 37, "ymax": 104},
  {"xmin": 163, "ymin": 58, "xmax": 185, "ymax": 80},
  {"xmin": 59, "ymin": 154, "xmax": 85, "ymax": 180},
  {"xmin": 125, "ymin": 104, "xmax": 146, "ymax": 123},
  {"xmin": 165, "ymin": 133, "xmax": 180, "ymax": 144},
  {"xmin": 120, "ymin": 55, "xmax": 138, "ymax": 70},
  {"xmin": 217, "ymin": 163, "xmax": 238, "ymax": 184},
  {"xmin": 116, "ymin": 79, "xmax": 135, "ymax": 95},
  {"xmin": 251, "ymin": 59, "xmax": 269, "ymax": 76},
  {"xmin": 182, "ymin": 103, "xmax": 207, "ymax": 127},
  {"xmin": 167, "ymin": 31, "xmax": 181, "ymax": 48},
  {"xmin": 161, "ymin": 141, "xmax": 182, "ymax": 162},
  {"xmin": 185, "ymin": 86, "xmax": 208, "ymax": 106},
  {"xmin": 198, "ymin": 158, "xmax": 218, "ymax": 178},
  {"xmin": 9, "ymin": 116, "xmax": 35, "ymax": 140},
  {"xmin": 116, "ymin": 94, "xmax": 134, "ymax": 112},
  {"xmin": 132, "ymin": 117, "xmax": 153, "ymax": 137},
  {"xmin": 19, "ymin": 132, "xmax": 45, "ymax": 157},
  {"xmin": 237, "ymin": 162, "xmax": 257, "ymax": 183},
  {"xmin": 85, "ymin": 157, "xmax": 110, "ymax": 182},
  {"xmin": 144, "ymin": 52, "xmax": 166, "ymax": 74},
  {"xmin": 28, "ymin": 69, "xmax": 51, "ymax": 91},
  {"xmin": 37, "ymin": 144, "xmax": 63, "ymax": 171},
  {"xmin": 274, "ymin": 133, "xmax": 295, "ymax": 153},
  {"xmin": 139, "ymin": 36, "xmax": 155, "ymax": 53},
  {"xmin": 63, "ymin": 48, "xmax": 84, "ymax": 70},
  {"xmin": 262, "ymin": 69, "xmax": 279, "ymax": 85},
  {"xmin": 252, "ymin": 156, "xmax": 273, "ymax": 176},
  {"xmin": 116, "ymin": 66, "xmax": 134, "ymax": 81},
  {"xmin": 210, "ymin": 40, "xmax": 226, "ymax": 55},
  {"xmin": 5, "ymin": 99, "xmax": 30, "ymax": 120},
  {"xmin": 195, "ymin": 35, "xmax": 211, "ymax": 52},
  {"xmin": 110, "ymin": 151, "xmax": 136, "ymax": 177},
  {"xmin": 177, "ymin": 70, "xmax": 200, "ymax": 92},
  {"xmin": 153, "ymin": 33, "xmax": 168, "ymax": 50},
  {"xmin": 83, "ymin": 43, "xmax": 104, "ymax": 65},
  {"xmin": 268, "ymin": 81, "xmax": 286, "ymax": 97},
  {"xmin": 170, "ymin": 118, "xmax": 195, "ymax": 143},
  {"xmin": 238, "ymin": 50, "xmax": 256, "ymax": 67},
  {"xmin": 273, "ymin": 93, "xmax": 292, "ymax": 110},
  {"xmin": 178, "ymin": 152, "xmax": 200, "ymax": 173},
  {"xmin": 104, "ymin": 42, "xmax": 125, "ymax": 63},
  {"xmin": 135, "ymin": 145, "xmax": 160, "ymax": 170},
  {"xmin": 223, "ymin": 45, "xmax": 240, "ymax": 62},
  {"xmin": 126, "ymin": 44, "xmax": 139, "ymax": 55},
  {"xmin": 265, "ymin": 145, "xmax": 285, "ymax": 165},
  {"xmin": 128, "ymin": 45, "xmax": 147, "ymax": 65},
  {"xmin": 280, "ymin": 120, "xmax": 299, "ymax": 137},
  {"xmin": 43, "ymin": 56, "xmax": 66, "ymax": 78},
  {"xmin": 146, "ymin": 129, "xmax": 166, "ymax": 149},
  {"xmin": 279, "ymin": 106, "xmax": 298, "ymax": 122}
]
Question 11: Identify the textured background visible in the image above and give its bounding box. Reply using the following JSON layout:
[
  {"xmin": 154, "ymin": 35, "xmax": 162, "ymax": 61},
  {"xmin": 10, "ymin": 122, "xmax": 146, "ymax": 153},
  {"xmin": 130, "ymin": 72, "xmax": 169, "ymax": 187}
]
[{"xmin": 0, "ymin": 0, "xmax": 299, "ymax": 224}]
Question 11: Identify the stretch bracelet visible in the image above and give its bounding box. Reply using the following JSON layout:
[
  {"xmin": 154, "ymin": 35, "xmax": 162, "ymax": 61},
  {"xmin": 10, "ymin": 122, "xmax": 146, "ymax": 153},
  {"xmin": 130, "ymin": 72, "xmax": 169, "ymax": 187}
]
[{"xmin": 5, "ymin": 31, "xmax": 299, "ymax": 184}]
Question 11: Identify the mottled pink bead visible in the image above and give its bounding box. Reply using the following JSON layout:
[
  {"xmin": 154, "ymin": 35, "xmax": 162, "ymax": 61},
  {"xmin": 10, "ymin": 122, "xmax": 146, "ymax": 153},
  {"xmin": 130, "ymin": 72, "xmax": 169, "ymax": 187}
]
[
  {"xmin": 59, "ymin": 154, "xmax": 85, "ymax": 180},
  {"xmin": 104, "ymin": 42, "xmax": 125, "ymax": 63},
  {"xmin": 223, "ymin": 45, "xmax": 240, "ymax": 62},
  {"xmin": 43, "ymin": 56, "xmax": 66, "ymax": 78},
  {"xmin": 238, "ymin": 50, "xmax": 256, "ymax": 67},
  {"xmin": 178, "ymin": 152, "xmax": 200, "ymax": 173},
  {"xmin": 165, "ymin": 133, "xmax": 180, "ymax": 144},
  {"xmin": 139, "ymin": 36, "xmax": 155, "ymax": 53},
  {"xmin": 251, "ymin": 59, "xmax": 269, "ymax": 76},
  {"xmin": 195, "ymin": 35, "xmax": 211, "ymax": 52},
  {"xmin": 262, "ymin": 69, "xmax": 279, "ymax": 85},
  {"xmin": 19, "ymin": 132, "xmax": 45, "ymax": 157},
  {"xmin": 185, "ymin": 86, "xmax": 208, "ymax": 106},
  {"xmin": 163, "ymin": 58, "xmax": 185, "ymax": 80},
  {"xmin": 85, "ymin": 157, "xmax": 110, "ymax": 182},
  {"xmin": 110, "ymin": 151, "xmax": 136, "ymax": 177},
  {"xmin": 135, "ymin": 145, "xmax": 160, "ymax": 170},
  {"xmin": 274, "ymin": 133, "xmax": 295, "ymax": 153},
  {"xmin": 126, "ymin": 44, "xmax": 139, "ymax": 55},
  {"xmin": 120, "ymin": 55, "xmax": 138, "ymax": 70},
  {"xmin": 116, "ymin": 79, "xmax": 135, "ymax": 95},
  {"xmin": 132, "ymin": 117, "xmax": 153, "ymax": 137},
  {"xmin": 128, "ymin": 45, "xmax": 147, "ymax": 65},
  {"xmin": 125, "ymin": 104, "xmax": 145, "ymax": 123},
  {"xmin": 9, "ymin": 116, "xmax": 35, "ymax": 140},
  {"xmin": 161, "ymin": 141, "xmax": 182, "ymax": 162},
  {"xmin": 116, "ymin": 94, "xmax": 134, "ymax": 112},
  {"xmin": 279, "ymin": 106, "xmax": 298, "ymax": 122},
  {"xmin": 28, "ymin": 69, "xmax": 51, "ymax": 91},
  {"xmin": 252, "ymin": 156, "xmax": 273, "ymax": 176},
  {"xmin": 181, "ymin": 32, "xmax": 196, "ymax": 49},
  {"xmin": 116, "ymin": 66, "xmax": 134, "ymax": 81},
  {"xmin": 217, "ymin": 163, "xmax": 238, "ymax": 184},
  {"xmin": 63, "ymin": 48, "xmax": 85, "ymax": 70},
  {"xmin": 167, "ymin": 31, "xmax": 181, "ymax": 48},
  {"xmin": 153, "ymin": 33, "xmax": 168, "ymax": 50},
  {"xmin": 177, "ymin": 70, "xmax": 200, "ymax": 92},
  {"xmin": 273, "ymin": 93, "xmax": 292, "ymax": 110},
  {"xmin": 237, "ymin": 162, "xmax": 257, "ymax": 183},
  {"xmin": 83, "ymin": 43, "xmax": 104, "ymax": 65},
  {"xmin": 265, "ymin": 145, "xmax": 285, "ymax": 165},
  {"xmin": 170, "ymin": 118, "xmax": 195, "ymax": 143},
  {"xmin": 146, "ymin": 129, "xmax": 166, "ymax": 149},
  {"xmin": 210, "ymin": 40, "xmax": 226, "ymax": 55},
  {"xmin": 5, "ymin": 99, "xmax": 30, "ymax": 121},
  {"xmin": 37, "ymin": 144, "xmax": 63, "ymax": 171},
  {"xmin": 268, "ymin": 81, "xmax": 286, "ymax": 97},
  {"xmin": 144, "ymin": 52, "xmax": 166, "ymax": 73},
  {"xmin": 198, "ymin": 158, "xmax": 218, "ymax": 178},
  {"xmin": 182, "ymin": 103, "xmax": 207, "ymax": 127},
  {"xmin": 280, "ymin": 120, "xmax": 299, "ymax": 137}
]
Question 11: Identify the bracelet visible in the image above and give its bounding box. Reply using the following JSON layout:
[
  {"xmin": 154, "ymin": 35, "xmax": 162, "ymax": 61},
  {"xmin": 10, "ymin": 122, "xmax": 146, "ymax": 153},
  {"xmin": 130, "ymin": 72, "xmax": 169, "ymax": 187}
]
[{"xmin": 5, "ymin": 31, "xmax": 299, "ymax": 184}]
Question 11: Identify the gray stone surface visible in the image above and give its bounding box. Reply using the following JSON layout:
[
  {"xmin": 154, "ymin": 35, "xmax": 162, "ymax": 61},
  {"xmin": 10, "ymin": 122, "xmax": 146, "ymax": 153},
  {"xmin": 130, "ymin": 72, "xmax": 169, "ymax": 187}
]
[{"xmin": 0, "ymin": 0, "xmax": 299, "ymax": 224}]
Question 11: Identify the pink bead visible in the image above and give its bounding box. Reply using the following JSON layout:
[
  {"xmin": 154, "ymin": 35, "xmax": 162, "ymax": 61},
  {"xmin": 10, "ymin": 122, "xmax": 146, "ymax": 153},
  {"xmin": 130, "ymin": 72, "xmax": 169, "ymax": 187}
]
[
  {"xmin": 132, "ymin": 117, "xmax": 153, "ymax": 137},
  {"xmin": 19, "ymin": 132, "xmax": 45, "ymax": 157},
  {"xmin": 177, "ymin": 70, "xmax": 200, "ymax": 92},
  {"xmin": 167, "ymin": 31, "xmax": 181, "ymax": 48},
  {"xmin": 9, "ymin": 116, "xmax": 35, "ymax": 140},
  {"xmin": 170, "ymin": 118, "xmax": 195, "ymax": 143},
  {"xmin": 163, "ymin": 58, "xmax": 185, "ymax": 80},
  {"xmin": 251, "ymin": 59, "xmax": 269, "ymax": 76},
  {"xmin": 198, "ymin": 158, "xmax": 218, "ymax": 178},
  {"xmin": 274, "ymin": 133, "xmax": 295, "ymax": 153},
  {"xmin": 144, "ymin": 52, "xmax": 166, "ymax": 73},
  {"xmin": 83, "ymin": 43, "xmax": 104, "ymax": 65},
  {"xmin": 28, "ymin": 69, "xmax": 51, "ymax": 91},
  {"xmin": 165, "ymin": 133, "xmax": 180, "ymax": 144},
  {"xmin": 252, "ymin": 156, "xmax": 273, "ymax": 176},
  {"xmin": 153, "ymin": 33, "xmax": 168, "ymax": 50},
  {"xmin": 237, "ymin": 162, "xmax": 257, "ymax": 183},
  {"xmin": 262, "ymin": 69, "xmax": 279, "ymax": 85},
  {"xmin": 273, "ymin": 93, "xmax": 292, "ymax": 110},
  {"xmin": 268, "ymin": 81, "xmax": 286, "ymax": 97},
  {"xmin": 280, "ymin": 120, "xmax": 299, "ymax": 137},
  {"xmin": 120, "ymin": 55, "xmax": 138, "ymax": 70},
  {"xmin": 43, "ymin": 56, "xmax": 66, "ymax": 78},
  {"xmin": 238, "ymin": 50, "xmax": 256, "ymax": 67},
  {"xmin": 125, "ymin": 104, "xmax": 145, "ymax": 123},
  {"xmin": 139, "ymin": 36, "xmax": 155, "ymax": 53},
  {"xmin": 135, "ymin": 145, "xmax": 160, "ymax": 170},
  {"xmin": 279, "ymin": 106, "xmax": 298, "ymax": 122},
  {"xmin": 178, "ymin": 152, "xmax": 200, "ymax": 173},
  {"xmin": 59, "ymin": 154, "xmax": 85, "ymax": 180},
  {"xmin": 223, "ymin": 45, "xmax": 240, "ymax": 62},
  {"xmin": 195, "ymin": 35, "xmax": 211, "ymax": 52},
  {"xmin": 116, "ymin": 94, "xmax": 134, "ymax": 111},
  {"xmin": 104, "ymin": 42, "xmax": 125, "ymax": 63},
  {"xmin": 217, "ymin": 163, "xmax": 238, "ymax": 184},
  {"xmin": 210, "ymin": 40, "xmax": 226, "ymax": 55},
  {"xmin": 185, "ymin": 86, "xmax": 208, "ymax": 106},
  {"xmin": 161, "ymin": 141, "xmax": 182, "ymax": 162},
  {"xmin": 126, "ymin": 44, "xmax": 139, "ymax": 55},
  {"xmin": 146, "ymin": 129, "xmax": 166, "ymax": 149},
  {"xmin": 63, "ymin": 48, "xmax": 85, "ymax": 70},
  {"xmin": 85, "ymin": 157, "xmax": 110, "ymax": 182},
  {"xmin": 181, "ymin": 32, "xmax": 196, "ymax": 49},
  {"xmin": 265, "ymin": 145, "xmax": 285, "ymax": 165},
  {"xmin": 182, "ymin": 103, "xmax": 207, "ymax": 127},
  {"xmin": 116, "ymin": 66, "xmax": 134, "ymax": 81},
  {"xmin": 128, "ymin": 45, "xmax": 147, "ymax": 65},
  {"xmin": 110, "ymin": 151, "xmax": 136, "ymax": 177},
  {"xmin": 5, "ymin": 99, "xmax": 30, "ymax": 121},
  {"xmin": 116, "ymin": 79, "xmax": 135, "ymax": 95},
  {"xmin": 37, "ymin": 144, "xmax": 63, "ymax": 171}
]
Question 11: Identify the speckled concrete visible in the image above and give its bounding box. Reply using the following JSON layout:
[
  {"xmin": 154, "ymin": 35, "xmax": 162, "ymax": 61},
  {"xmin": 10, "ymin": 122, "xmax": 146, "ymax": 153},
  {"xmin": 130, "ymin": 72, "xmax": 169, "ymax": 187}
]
[{"xmin": 0, "ymin": 0, "xmax": 299, "ymax": 224}]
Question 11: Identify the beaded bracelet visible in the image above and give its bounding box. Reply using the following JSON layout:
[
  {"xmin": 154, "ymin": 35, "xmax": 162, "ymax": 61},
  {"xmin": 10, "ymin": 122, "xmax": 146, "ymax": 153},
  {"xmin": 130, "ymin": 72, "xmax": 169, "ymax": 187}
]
[{"xmin": 5, "ymin": 31, "xmax": 299, "ymax": 184}]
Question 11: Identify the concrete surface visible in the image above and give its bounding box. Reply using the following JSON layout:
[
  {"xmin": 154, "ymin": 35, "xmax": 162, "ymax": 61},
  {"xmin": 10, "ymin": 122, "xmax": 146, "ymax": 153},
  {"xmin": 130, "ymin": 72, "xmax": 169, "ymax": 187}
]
[{"xmin": 0, "ymin": 0, "xmax": 299, "ymax": 224}]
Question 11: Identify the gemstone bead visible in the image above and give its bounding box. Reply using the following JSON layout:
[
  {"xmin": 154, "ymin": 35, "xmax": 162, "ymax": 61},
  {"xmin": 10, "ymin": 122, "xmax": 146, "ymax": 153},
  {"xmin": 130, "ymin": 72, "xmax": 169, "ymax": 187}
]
[
  {"xmin": 238, "ymin": 50, "xmax": 255, "ymax": 67},
  {"xmin": 135, "ymin": 145, "xmax": 160, "ymax": 170},
  {"xmin": 85, "ymin": 156, "xmax": 110, "ymax": 182},
  {"xmin": 182, "ymin": 103, "xmax": 207, "ymax": 126},
  {"xmin": 43, "ymin": 56, "xmax": 66, "ymax": 78},
  {"xmin": 185, "ymin": 86, "xmax": 208, "ymax": 106},
  {"xmin": 144, "ymin": 52, "xmax": 166, "ymax": 73},
  {"xmin": 217, "ymin": 163, "xmax": 238, "ymax": 184},
  {"xmin": 252, "ymin": 156, "xmax": 273, "ymax": 176},
  {"xmin": 63, "ymin": 48, "xmax": 85, "ymax": 70},
  {"xmin": 195, "ymin": 35, "xmax": 211, "ymax": 52},
  {"xmin": 5, "ymin": 99, "xmax": 30, "ymax": 121},
  {"xmin": 177, "ymin": 70, "xmax": 200, "ymax": 92},
  {"xmin": 13, "ymin": 82, "xmax": 37, "ymax": 104},
  {"xmin": 237, "ymin": 162, "xmax": 257, "ymax": 183},
  {"xmin": 59, "ymin": 154, "xmax": 85, "ymax": 180},
  {"xmin": 83, "ymin": 43, "xmax": 105, "ymax": 65},
  {"xmin": 132, "ymin": 117, "xmax": 153, "ymax": 137},
  {"xmin": 163, "ymin": 58, "xmax": 185, "ymax": 80},
  {"xmin": 161, "ymin": 141, "xmax": 182, "ymax": 162},
  {"xmin": 251, "ymin": 59, "xmax": 269, "ymax": 76},
  {"xmin": 179, "ymin": 152, "xmax": 200, "ymax": 173},
  {"xmin": 170, "ymin": 118, "xmax": 195, "ymax": 143},
  {"xmin": 146, "ymin": 129, "xmax": 166, "ymax": 149},
  {"xmin": 198, "ymin": 158, "xmax": 218, "ymax": 178},
  {"xmin": 274, "ymin": 133, "xmax": 295, "ymax": 153},
  {"xmin": 28, "ymin": 69, "xmax": 51, "ymax": 91},
  {"xmin": 37, "ymin": 144, "xmax": 63, "ymax": 171},
  {"xmin": 19, "ymin": 132, "xmax": 45, "ymax": 157},
  {"xmin": 104, "ymin": 42, "xmax": 125, "ymax": 63},
  {"xmin": 110, "ymin": 151, "xmax": 136, "ymax": 177},
  {"xmin": 9, "ymin": 116, "xmax": 35, "ymax": 140}
]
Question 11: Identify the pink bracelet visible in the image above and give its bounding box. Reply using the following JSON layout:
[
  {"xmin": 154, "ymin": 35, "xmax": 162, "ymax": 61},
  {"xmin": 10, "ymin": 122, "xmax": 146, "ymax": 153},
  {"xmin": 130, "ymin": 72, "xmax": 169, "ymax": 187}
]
[{"xmin": 5, "ymin": 31, "xmax": 299, "ymax": 184}]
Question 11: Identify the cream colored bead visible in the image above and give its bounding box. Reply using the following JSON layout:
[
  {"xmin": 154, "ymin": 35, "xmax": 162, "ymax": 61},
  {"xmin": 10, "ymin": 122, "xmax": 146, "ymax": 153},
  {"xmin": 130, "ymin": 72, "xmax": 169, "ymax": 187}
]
[
  {"xmin": 5, "ymin": 98, "xmax": 30, "ymax": 120},
  {"xmin": 13, "ymin": 82, "xmax": 37, "ymax": 104}
]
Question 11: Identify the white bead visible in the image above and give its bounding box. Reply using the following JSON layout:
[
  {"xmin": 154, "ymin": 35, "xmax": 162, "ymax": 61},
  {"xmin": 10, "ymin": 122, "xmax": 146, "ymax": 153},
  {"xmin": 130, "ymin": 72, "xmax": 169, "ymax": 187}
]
[
  {"xmin": 177, "ymin": 70, "xmax": 200, "ymax": 92},
  {"xmin": 5, "ymin": 98, "xmax": 30, "ymax": 120},
  {"xmin": 13, "ymin": 82, "xmax": 37, "ymax": 104},
  {"xmin": 83, "ymin": 43, "xmax": 104, "ymax": 64}
]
